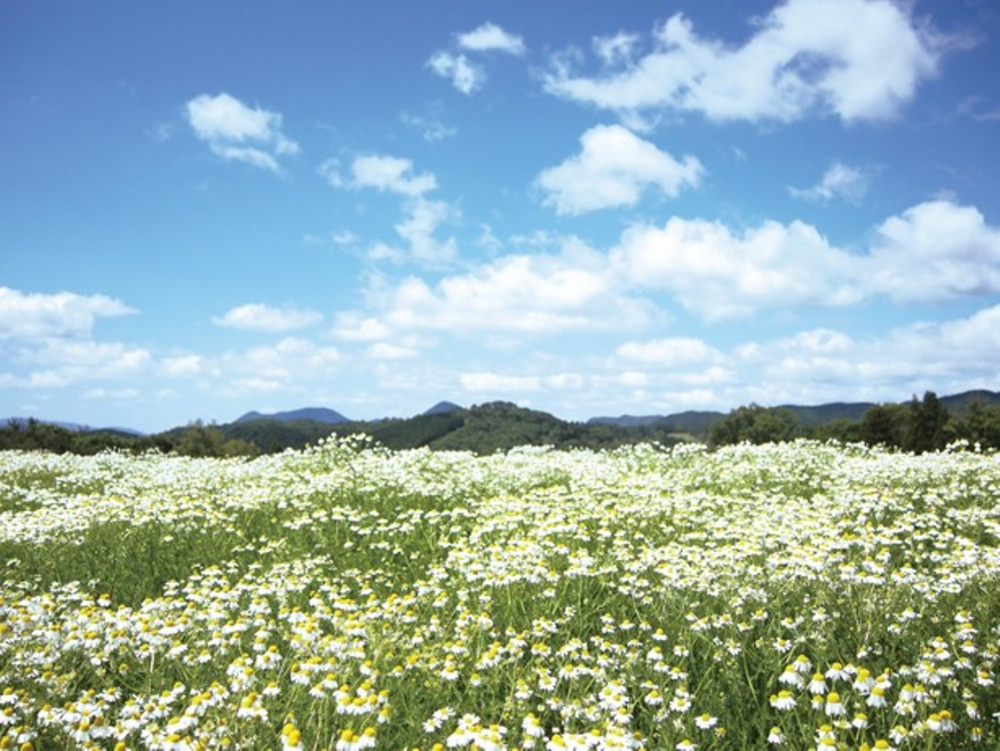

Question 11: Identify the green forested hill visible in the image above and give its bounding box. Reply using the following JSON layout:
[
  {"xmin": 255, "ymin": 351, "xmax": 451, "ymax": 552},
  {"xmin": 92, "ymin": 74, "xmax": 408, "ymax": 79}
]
[
  {"xmin": 219, "ymin": 402, "xmax": 681, "ymax": 455},
  {"xmin": 5, "ymin": 390, "xmax": 1000, "ymax": 456}
]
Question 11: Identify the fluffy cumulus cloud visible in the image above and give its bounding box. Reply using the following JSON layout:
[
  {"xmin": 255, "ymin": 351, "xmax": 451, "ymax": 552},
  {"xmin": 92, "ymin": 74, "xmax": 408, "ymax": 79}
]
[
  {"xmin": 542, "ymin": 0, "xmax": 946, "ymax": 123},
  {"xmin": 211, "ymin": 303, "xmax": 323, "ymax": 332},
  {"xmin": 457, "ymin": 22, "xmax": 526, "ymax": 55},
  {"xmin": 867, "ymin": 201, "xmax": 1000, "ymax": 302},
  {"xmin": 2, "ymin": 340, "xmax": 151, "ymax": 390},
  {"xmin": 537, "ymin": 125, "xmax": 704, "ymax": 214},
  {"xmin": 350, "ymin": 156, "xmax": 438, "ymax": 196},
  {"xmin": 185, "ymin": 93, "xmax": 299, "ymax": 173},
  {"xmin": 429, "ymin": 22, "xmax": 525, "ymax": 93},
  {"xmin": 339, "ymin": 239, "xmax": 652, "ymax": 339},
  {"xmin": 732, "ymin": 304, "xmax": 1000, "ymax": 403},
  {"xmin": 612, "ymin": 216, "xmax": 863, "ymax": 319},
  {"xmin": 0, "ymin": 287, "xmax": 135, "ymax": 340},
  {"xmin": 790, "ymin": 162, "xmax": 869, "ymax": 204},
  {"xmin": 610, "ymin": 199, "xmax": 1000, "ymax": 319}
]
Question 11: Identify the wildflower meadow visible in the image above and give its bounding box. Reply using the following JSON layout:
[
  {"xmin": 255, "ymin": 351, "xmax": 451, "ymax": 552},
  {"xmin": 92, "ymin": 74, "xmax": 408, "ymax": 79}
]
[{"xmin": 0, "ymin": 437, "xmax": 998, "ymax": 750}]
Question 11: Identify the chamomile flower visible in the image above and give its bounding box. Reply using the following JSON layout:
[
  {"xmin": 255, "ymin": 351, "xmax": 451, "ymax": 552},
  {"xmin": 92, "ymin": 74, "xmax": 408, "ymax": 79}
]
[
  {"xmin": 825, "ymin": 692, "xmax": 845, "ymax": 717},
  {"xmin": 769, "ymin": 691, "xmax": 795, "ymax": 711},
  {"xmin": 694, "ymin": 714, "xmax": 717, "ymax": 730},
  {"xmin": 808, "ymin": 672, "xmax": 827, "ymax": 694}
]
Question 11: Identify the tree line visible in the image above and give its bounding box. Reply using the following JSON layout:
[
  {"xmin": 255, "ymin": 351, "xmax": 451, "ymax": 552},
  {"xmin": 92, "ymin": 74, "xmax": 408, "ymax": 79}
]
[
  {"xmin": 708, "ymin": 391, "xmax": 1000, "ymax": 452},
  {"xmin": 5, "ymin": 392, "xmax": 999, "ymax": 457}
]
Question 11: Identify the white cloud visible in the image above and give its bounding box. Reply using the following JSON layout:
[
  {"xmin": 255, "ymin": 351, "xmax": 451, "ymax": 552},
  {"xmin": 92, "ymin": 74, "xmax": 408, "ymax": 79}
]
[
  {"xmin": 399, "ymin": 111, "xmax": 457, "ymax": 142},
  {"xmin": 616, "ymin": 337, "xmax": 723, "ymax": 367},
  {"xmin": 185, "ymin": 93, "xmax": 299, "ymax": 173},
  {"xmin": 537, "ymin": 124, "xmax": 704, "ymax": 214},
  {"xmin": 593, "ymin": 32, "xmax": 641, "ymax": 67},
  {"xmin": 375, "ymin": 241, "xmax": 651, "ymax": 335},
  {"xmin": 457, "ymin": 22, "xmax": 526, "ymax": 55},
  {"xmin": 894, "ymin": 305, "xmax": 1000, "ymax": 369},
  {"xmin": 212, "ymin": 303, "xmax": 323, "ymax": 332},
  {"xmin": 211, "ymin": 145, "xmax": 280, "ymax": 173},
  {"xmin": 460, "ymin": 372, "xmax": 541, "ymax": 393},
  {"xmin": 733, "ymin": 305, "xmax": 1000, "ymax": 403},
  {"xmin": 612, "ymin": 215, "xmax": 863, "ymax": 319},
  {"xmin": 161, "ymin": 355, "xmax": 203, "ymax": 377},
  {"xmin": 350, "ymin": 155, "xmax": 437, "ymax": 196},
  {"xmin": 617, "ymin": 370, "xmax": 649, "ymax": 388},
  {"xmin": 867, "ymin": 200, "xmax": 1000, "ymax": 302},
  {"xmin": 611, "ymin": 199, "xmax": 1000, "ymax": 319},
  {"xmin": 393, "ymin": 198, "xmax": 458, "ymax": 265},
  {"xmin": 82, "ymin": 387, "xmax": 141, "ymax": 401},
  {"xmin": 430, "ymin": 22, "xmax": 525, "ymax": 94},
  {"xmin": 366, "ymin": 342, "xmax": 418, "ymax": 360},
  {"xmin": 3, "ymin": 340, "xmax": 152, "ymax": 389},
  {"xmin": 321, "ymin": 155, "xmax": 438, "ymax": 197},
  {"xmin": 790, "ymin": 162, "xmax": 869, "ymax": 204},
  {"xmin": 331, "ymin": 313, "xmax": 392, "ymax": 342},
  {"xmin": 326, "ymin": 198, "xmax": 1000, "ymax": 349},
  {"xmin": 427, "ymin": 52, "xmax": 485, "ymax": 95},
  {"xmin": 0, "ymin": 287, "xmax": 135, "ymax": 340},
  {"xmin": 333, "ymin": 231, "xmax": 359, "ymax": 246},
  {"xmin": 231, "ymin": 377, "xmax": 284, "ymax": 394},
  {"xmin": 542, "ymin": 0, "xmax": 947, "ymax": 123},
  {"xmin": 323, "ymin": 155, "xmax": 455, "ymax": 266},
  {"xmin": 225, "ymin": 338, "xmax": 340, "ymax": 381},
  {"xmin": 22, "ymin": 339, "xmax": 148, "ymax": 371}
]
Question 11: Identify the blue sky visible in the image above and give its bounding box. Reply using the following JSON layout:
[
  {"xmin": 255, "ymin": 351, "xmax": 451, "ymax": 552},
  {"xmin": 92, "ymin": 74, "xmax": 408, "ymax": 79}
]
[{"xmin": 2, "ymin": 0, "xmax": 1000, "ymax": 432}]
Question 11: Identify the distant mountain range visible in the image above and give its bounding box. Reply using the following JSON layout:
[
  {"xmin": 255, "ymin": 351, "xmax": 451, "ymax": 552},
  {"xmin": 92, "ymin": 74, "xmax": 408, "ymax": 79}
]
[
  {"xmin": 235, "ymin": 407, "xmax": 350, "ymax": 424},
  {"xmin": 6, "ymin": 390, "xmax": 999, "ymax": 449},
  {"xmin": 2, "ymin": 417, "xmax": 145, "ymax": 436}
]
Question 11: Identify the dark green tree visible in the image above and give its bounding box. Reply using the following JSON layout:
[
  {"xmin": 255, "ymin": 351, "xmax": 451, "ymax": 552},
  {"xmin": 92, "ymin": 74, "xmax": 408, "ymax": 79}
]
[
  {"xmin": 174, "ymin": 420, "xmax": 226, "ymax": 457},
  {"xmin": 707, "ymin": 404, "xmax": 800, "ymax": 448},
  {"xmin": 956, "ymin": 400, "xmax": 1000, "ymax": 449},
  {"xmin": 903, "ymin": 391, "xmax": 951, "ymax": 453},
  {"xmin": 858, "ymin": 404, "xmax": 906, "ymax": 448}
]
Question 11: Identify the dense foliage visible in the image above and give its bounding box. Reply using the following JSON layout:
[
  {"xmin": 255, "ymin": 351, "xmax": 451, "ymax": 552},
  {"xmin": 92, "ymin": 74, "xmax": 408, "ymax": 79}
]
[
  {"xmin": 1, "ymin": 438, "xmax": 998, "ymax": 749},
  {"xmin": 7, "ymin": 392, "xmax": 1000, "ymax": 458},
  {"xmin": 710, "ymin": 392, "xmax": 1000, "ymax": 453},
  {"xmin": 2, "ymin": 404, "xmax": 684, "ymax": 458}
]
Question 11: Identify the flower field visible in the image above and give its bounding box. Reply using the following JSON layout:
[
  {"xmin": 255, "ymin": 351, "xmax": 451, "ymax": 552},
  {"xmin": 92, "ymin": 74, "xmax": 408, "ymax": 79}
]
[{"xmin": 1, "ymin": 437, "xmax": 998, "ymax": 750}]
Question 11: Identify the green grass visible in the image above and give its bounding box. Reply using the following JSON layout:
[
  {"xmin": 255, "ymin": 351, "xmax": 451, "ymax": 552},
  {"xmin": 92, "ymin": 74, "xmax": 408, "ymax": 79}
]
[{"xmin": 0, "ymin": 437, "xmax": 998, "ymax": 749}]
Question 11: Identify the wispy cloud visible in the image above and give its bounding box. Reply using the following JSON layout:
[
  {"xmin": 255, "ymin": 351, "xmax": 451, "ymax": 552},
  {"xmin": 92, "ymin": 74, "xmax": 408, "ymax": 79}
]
[
  {"xmin": 212, "ymin": 304, "xmax": 323, "ymax": 332},
  {"xmin": 790, "ymin": 162, "xmax": 870, "ymax": 204},
  {"xmin": 320, "ymin": 155, "xmax": 436, "ymax": 196},
  {"xmin": 427, "ymin": 52, "xmax": 485, "ymax": 95},
  {"xmin": 429, "ymin": 22, "xmax": 526, "ymax": 94},
  {"xmin": 399, "ymin": 111, "xmax": 457, "ymax": 142},
  {"xmin": 185, "ymin": 93, "xmax": 299, "ymax": 173},
  {"xmin": 321, "ymin": 155, "xmax": 457, "ymax": 266}
]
